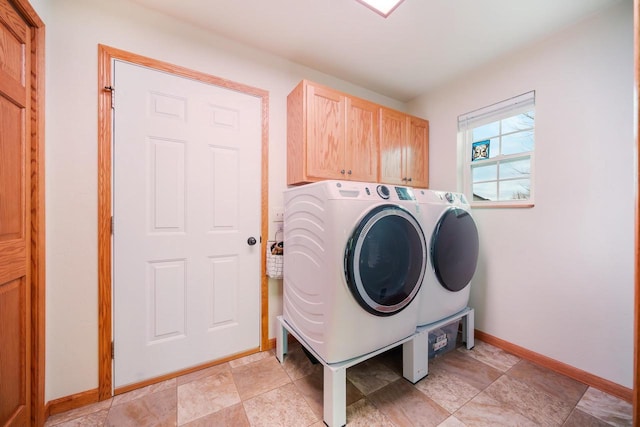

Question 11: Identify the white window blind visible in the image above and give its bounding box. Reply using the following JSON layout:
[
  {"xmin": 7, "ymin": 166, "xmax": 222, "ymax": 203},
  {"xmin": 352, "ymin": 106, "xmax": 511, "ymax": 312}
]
[{"xmin": 458, "ymin": 91, "xmax": 535, "ymax": 131}]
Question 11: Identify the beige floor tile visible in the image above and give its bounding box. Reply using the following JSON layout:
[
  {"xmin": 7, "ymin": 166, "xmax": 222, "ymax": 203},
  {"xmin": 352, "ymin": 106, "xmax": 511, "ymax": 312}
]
[
  {"xmin": 346, "ymin": 356, "xmax": 401, "ymax": 395},
  {"xmin": 177, "ymin": 364, "xmax": 241, "ymax": 425},
  {"xmin": 507, "ymin": 359, "xmax": 587, "ymax": 406},
  {"xmin": 437, "ymin": 415, "xmax": 468, "ymax": 427},
  {"xmin": 105, "ymin": 387, "xmax": 176, "ymax": 427},
  {"xmin": 457, "ymin": 340, "xmax": 520, "ymax": 372},
  {"xmin": 44, "ymin": 338, "xmax": 626, "ymax": 427},
  {"xmin": 46, "ymin": 409, "xmax": 110, "ymax": 427},
  {"xmin": 45, "ymin": 400, "xmax": 112, "ymax": 426},
  {"xmin": 231, "ymin": 356, "xmax": 292, "ymax": 400},
  {"xmin": 455, "ymin": 392, "xmax": 540, "ymax": 427},
  {"xmin": 374, "ymin": 346, "xmax": 404, "ymax": 376},
  {"xmin": 414, "ymin": 360, "xmax": 481, "ymax": 413},
  {"xmin": 228, "ymin": 350, "xmax": 274, "ymax": 369},
  {"xmin": 181, "ymin": 403, "xmax": 250, "ymax": 427},
  {"xmin": 563, "ymin": 408, "xmax": 612, "ymax": 427},
  {"xmin": 293, "ymin": 368, "xmax": 364, "ymax": 419},
  {"xmin": 431, "ymin": 349, "xmax": 502, "ymax": 391},
  {"xmin": 280, "ymin": 341, "xmax": 323, "ymax": 382},
  {"xmin": 113, "ymin": 378, "xmax": 176, "ymax": 406},
  {"xmin": 345, "ymin": 398, "xmax": 395, "ymax": 427},
  {"xmin": 482, "ymin": 375, "xmax": 573, "ymax": 426},
  {"xmin": 177, "ymin": 364, "xmax": 229, "ymax": 386},
  {"xmin": 576, "ymin": 387, "xmax": 633, "ymax": 427},
  {"xmin": 242, "ymin": 383, "xmax": 318, "ymax": 427},
  {"xmin": 368, "ymin": 378, "xmax": 450, "ymax": 426}
]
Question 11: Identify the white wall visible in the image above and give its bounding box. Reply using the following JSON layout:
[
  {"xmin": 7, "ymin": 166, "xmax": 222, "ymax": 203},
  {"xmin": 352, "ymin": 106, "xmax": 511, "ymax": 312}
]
[
  {"xmin": 38, "ymin": 0, "xmax": 405, "ymax": 402},
  {"xmin": 409, "ymin": 0, "xmax": 634, "ymax": 388}
]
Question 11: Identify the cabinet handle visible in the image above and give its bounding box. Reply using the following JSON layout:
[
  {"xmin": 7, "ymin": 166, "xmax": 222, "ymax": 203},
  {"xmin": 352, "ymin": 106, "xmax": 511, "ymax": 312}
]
[
  {"xmin": 340, "ymin": 169, "xmax": 345, "ymax": 174},
  {"xmin": 402, "ymin": 177, "xmax": 407, "ymax": 182},
  {"xmin": 347, "ymin": 170, "xmax": 352, "ymax": 175},
  {"xmin": 407, "ymin": 177, "xmax": 412, "ymax": 182}
]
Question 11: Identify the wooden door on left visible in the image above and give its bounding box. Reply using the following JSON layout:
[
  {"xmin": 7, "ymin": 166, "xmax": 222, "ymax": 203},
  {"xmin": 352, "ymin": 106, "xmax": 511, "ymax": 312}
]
[{"xmin": 0, "ymin": 0, "xmax": 32, "ymax": 425}]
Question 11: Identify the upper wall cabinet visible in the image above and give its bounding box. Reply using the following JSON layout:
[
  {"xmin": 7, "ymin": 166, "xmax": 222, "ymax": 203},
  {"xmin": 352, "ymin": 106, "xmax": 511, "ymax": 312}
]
[
  {"xmin": 287, "ymin": 80, "xmax": 378, "ymax": 185},
  {"xmin": 287, "ymin": 80, "xmax": 429, "ymax": 187},
  {"xmin": 380, "ymin": 108, "xmax": 429, "ymax": 188}
]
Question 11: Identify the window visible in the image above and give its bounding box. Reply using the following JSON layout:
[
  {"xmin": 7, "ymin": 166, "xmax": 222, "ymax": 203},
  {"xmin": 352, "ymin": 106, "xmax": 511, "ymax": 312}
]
[{"xmin": 459, "ymin": 91, "xmax": 535, "ymax": 207}]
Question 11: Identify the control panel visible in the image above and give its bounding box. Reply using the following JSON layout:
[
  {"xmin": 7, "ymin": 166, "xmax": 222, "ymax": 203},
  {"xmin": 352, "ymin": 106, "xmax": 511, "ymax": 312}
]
[
  {"xmin": 332, "ymin": 181, "xmax": 420, "ymax": 202},
  {"xmin": 435, "ymin": 191, "xmax": 468, "ymax": 206}
]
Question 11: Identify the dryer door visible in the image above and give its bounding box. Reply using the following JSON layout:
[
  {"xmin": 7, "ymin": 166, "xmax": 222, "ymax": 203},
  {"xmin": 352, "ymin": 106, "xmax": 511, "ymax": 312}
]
[
  {"xmin": 345, "ymin": 205, "xmax": 427, "ymax": 316},
  {"xmin": 431, "ymin": 207, "xmax": 479, "ymax": 292}
]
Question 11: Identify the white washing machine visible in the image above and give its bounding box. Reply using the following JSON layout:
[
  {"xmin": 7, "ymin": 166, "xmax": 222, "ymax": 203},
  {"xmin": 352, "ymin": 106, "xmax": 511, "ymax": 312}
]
[
  {"xmin": 415, "ymin": 189, "xmax": 479, "ymax": 326},
  {"xmin": 283, "ymin": 180, "xmax": 427, "ymax": 364}
]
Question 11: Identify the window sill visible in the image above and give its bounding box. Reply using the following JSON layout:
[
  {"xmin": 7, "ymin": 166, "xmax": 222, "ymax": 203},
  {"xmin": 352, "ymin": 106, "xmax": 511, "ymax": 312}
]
[{"xmin": 470, "ymin": 202, "xmax": 534, "ymax": 209}]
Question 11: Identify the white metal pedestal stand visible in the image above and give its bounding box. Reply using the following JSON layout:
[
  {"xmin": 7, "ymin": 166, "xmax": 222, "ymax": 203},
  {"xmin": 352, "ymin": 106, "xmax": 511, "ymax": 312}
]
[
  {"xmin": 403, "ymin": 307, "xmax": 475, "ymax": 382},
  {"xmin": 275, "ymin": 307, "xmax": 474, "ymax": 427}
]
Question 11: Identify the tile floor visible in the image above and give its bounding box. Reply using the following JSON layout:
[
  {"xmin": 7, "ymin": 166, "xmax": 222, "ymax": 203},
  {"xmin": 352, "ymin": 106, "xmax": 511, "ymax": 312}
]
[{"xmin": 44, "ymin": 339, "xmax": 632, "ymax": 426}]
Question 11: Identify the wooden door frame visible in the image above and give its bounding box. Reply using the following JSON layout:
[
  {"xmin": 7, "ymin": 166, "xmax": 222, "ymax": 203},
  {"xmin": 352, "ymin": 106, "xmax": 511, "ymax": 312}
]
[
  {"xmin": 2, "ymin": 0, "xmax": 46, "ymax": 425},
  {"xmin": 97, "ymin": 45, "xmax": 270, "ymax": 399},
  {"xmin": 634, "ymin": 0, "xmax": 639, "ymax": 423}
]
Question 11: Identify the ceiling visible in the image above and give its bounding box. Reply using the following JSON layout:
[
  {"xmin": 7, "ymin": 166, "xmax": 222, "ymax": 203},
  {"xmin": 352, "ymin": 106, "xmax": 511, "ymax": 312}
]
[{"xmin": 127, "ymin": 0, "xmax": 623, "ymax": 102}]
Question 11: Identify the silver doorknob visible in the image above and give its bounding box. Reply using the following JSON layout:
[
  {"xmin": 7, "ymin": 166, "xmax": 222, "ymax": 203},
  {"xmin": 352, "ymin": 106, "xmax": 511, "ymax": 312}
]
[{"xmin": 247, "ymin": 237, "xmax": 257, "ymax": 246}]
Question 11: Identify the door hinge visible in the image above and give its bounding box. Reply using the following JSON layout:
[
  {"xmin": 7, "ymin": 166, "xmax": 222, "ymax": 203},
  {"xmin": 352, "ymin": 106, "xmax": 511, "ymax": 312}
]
[
  {"xmin": 104, "ymin": 86, "xmax": 115, "ymax": 109},
  {"xmin": 110, "ymin": 216, "xmax": 114, "ymax": 235},
  {"xmin": 111, "ymin": 341, "xmax": 114, "ymax": 359}
]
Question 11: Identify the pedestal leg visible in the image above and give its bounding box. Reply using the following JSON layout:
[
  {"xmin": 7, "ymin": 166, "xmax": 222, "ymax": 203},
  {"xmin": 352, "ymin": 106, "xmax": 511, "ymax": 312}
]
[
  {"xmin": 463, "ymin": 308, "xmax": 475, "ymax": 350},
  {"xmin": 402, "ymin": 329, "xmax": 429, "ymax": 383},
  {"xmin": 275, "ymin": 318, "xmax": 288, "ymax": 363},
  {"xmin": 324, "ymin": 366, "xmax": 346, "ymax": 427}
]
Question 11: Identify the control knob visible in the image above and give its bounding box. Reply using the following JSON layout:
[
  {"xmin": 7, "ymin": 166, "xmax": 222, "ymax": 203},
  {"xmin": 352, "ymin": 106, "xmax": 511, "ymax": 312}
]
[{"xmin": 376, "ymin": 185, "xmax": 390, "ymax": 199}]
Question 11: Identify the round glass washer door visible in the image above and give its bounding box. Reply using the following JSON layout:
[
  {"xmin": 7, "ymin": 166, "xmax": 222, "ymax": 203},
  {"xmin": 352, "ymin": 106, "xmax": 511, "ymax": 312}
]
[
  {"xmin": 344, "ymin": 204, "xmax": 427, "ymax": 316},
  {"xmin": 431, "ymin": 207, "xmax": 479, "ymax": 292}
]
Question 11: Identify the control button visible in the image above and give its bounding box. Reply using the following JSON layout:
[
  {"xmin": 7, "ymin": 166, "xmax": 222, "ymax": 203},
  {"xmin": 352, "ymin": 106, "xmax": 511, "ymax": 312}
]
[
  {"xmin": 445, "ymin": 192, "xmax": 455, "ymax": 203},
  {"xmin": 376, "ymin": 185, "xmax": 390, "ymax": 199}
]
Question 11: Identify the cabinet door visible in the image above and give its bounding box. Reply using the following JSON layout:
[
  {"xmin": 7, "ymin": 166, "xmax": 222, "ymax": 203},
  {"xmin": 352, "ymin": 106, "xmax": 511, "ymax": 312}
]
[
  {"xmin": 379, "ymin": 108, "xmax": 406, "ymax": 185},
  {"xmin": 305, "ymin": 84, "xmax": 346, "ymax": 180},
  {"xmin": 407, "ymin": 116, "xmax": 429, "ymax": 188},
  {"xmin": 346, "ymin": 97, "xmax": 378, "ymax": 182}
]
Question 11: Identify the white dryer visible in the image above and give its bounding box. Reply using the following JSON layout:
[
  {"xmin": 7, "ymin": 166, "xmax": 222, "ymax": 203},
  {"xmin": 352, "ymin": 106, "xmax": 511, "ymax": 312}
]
[
  {"xmin": 283, "ymin": 180, "xmax": 427, "ymax": 364},
  {"xmin": 415, "ymin": 189, "xmax": 479, "ymax": 326}
]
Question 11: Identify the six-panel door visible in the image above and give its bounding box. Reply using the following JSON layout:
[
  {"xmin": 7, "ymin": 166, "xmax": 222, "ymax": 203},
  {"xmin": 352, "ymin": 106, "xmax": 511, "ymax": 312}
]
[
  {"xmin": 0, "ymin": 0, "xmax": 31, "ymax": 424},
  {"xmin": 112, "ymin": 60, "xmax": 262, "ymax": 388}
]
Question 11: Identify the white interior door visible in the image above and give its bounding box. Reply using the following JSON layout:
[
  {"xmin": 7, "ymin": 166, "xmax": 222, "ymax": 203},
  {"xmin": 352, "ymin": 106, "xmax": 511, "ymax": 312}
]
[{"xmin": 112, "ymin": 60, "xmax": 262, "ymax": 388}]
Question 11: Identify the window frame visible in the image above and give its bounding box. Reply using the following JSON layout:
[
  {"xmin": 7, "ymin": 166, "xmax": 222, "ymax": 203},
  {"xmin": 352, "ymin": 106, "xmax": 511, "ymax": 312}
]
[{"xmin": 459, "ymin": 92, "xmax": 536, "ymax": 208}]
